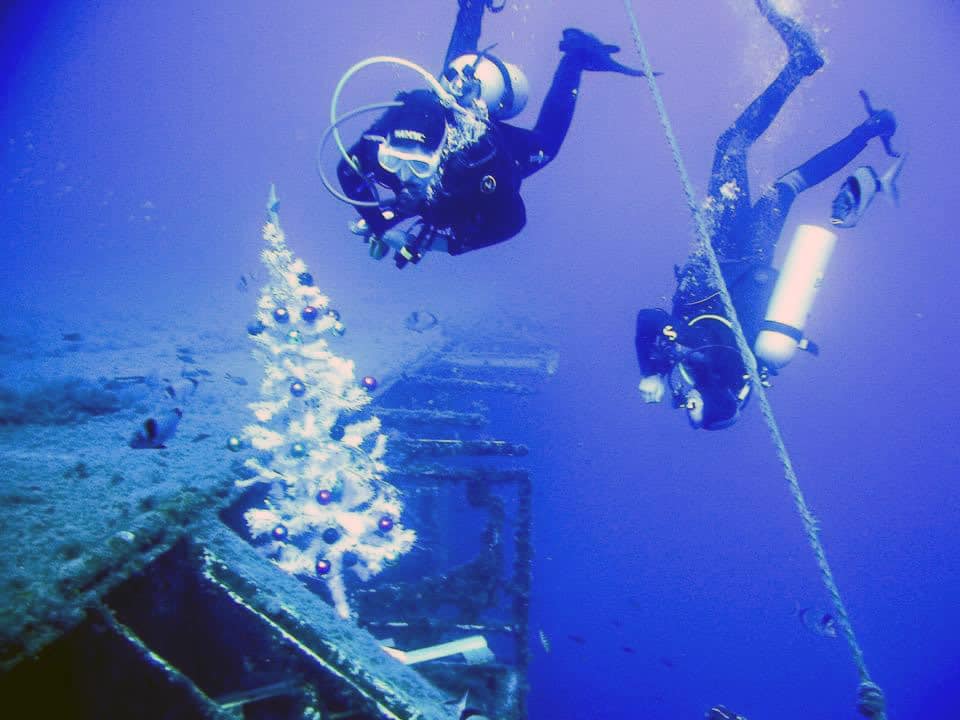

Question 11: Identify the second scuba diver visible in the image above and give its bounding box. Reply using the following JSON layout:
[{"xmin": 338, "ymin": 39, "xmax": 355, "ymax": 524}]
[
  {"xmin": 634, "ymin": 0, "xmax": 900, "ymax": 430},
  {"xmin": 327, "ymin": 0, "xmax": 652, "ymax": 268}
]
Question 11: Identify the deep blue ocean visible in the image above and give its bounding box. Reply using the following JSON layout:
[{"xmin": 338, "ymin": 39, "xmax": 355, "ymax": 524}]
[{"xmin": 2, "ymin": 1, "xmax": 958, "ymax": 718}]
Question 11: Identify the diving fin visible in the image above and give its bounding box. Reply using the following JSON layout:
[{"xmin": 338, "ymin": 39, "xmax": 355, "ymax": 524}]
[
  {"xmin": 559, "ymin": 28, "xmax": 660, "ymax": 77},
  {"xmin": 859, "ymin": 90, "xmax": 900, "ymax": 157}
]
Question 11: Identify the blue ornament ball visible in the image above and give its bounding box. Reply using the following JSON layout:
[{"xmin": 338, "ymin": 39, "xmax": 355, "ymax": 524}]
[
  {"xmin": 361, "ymin": 375, "xmax": 378, "ymax": 392},
  {"xmin": 315, "ymin": 558, "xmax": 331, "ymax": 576},
  {"xmin": 316, "ymin": 488, "xmax": 333, "ymax": 505},
  {"xmin": 342, "ymin": 551, "xmax": 358, "ymax": 568},
  {"xmin": 290, "ymin": 381, "xmax": 306, "ymax": 397},
  {"xmin": 301, "ymin": 305, "xmax": 319, "ymax": 323},
  {"xmin": 377, "ymin": 516, "xmax": 394, "ymax": 533},
  {"xmin": 286, "ymin": 329, "xmax": 302, "ymax": 344},
  {"xmin": 226, "ymin": 436, "xmax": 243, "ymax": 452},
  {"xmin": 322, "ymin": 527, "xmax": 340, "ymax": 544},
  {"xmin": 297, "ymin": 272, "xmax": 314, "ymax": 286},
  {"xmin": 273, "ymin": 307, "xmax": 290, "ymax": 323},
  {"xmin": 329, "ymin": 424, "xmax": 345, "ymax": 441},
  {"xmin": 271, "ymin": 524, "xmax": 288, "ymax": 541},
  {"xmin": 247, "ymin": 320, "xmax": 265, "ymax": 336},
  {"xmin": 290, "ymin": 442, "xmax": 307, "ymax": 458}
]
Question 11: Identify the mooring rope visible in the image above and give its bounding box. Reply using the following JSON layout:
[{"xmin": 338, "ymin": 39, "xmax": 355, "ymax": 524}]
[{"xmin": 622, "ymin": 2, "xmax": 887, "ymax": 717}]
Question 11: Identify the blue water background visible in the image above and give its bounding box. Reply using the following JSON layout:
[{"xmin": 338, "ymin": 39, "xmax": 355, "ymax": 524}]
[{"xmin": 2, "ymin": 1, "xmax": 958, "ymax": 717}]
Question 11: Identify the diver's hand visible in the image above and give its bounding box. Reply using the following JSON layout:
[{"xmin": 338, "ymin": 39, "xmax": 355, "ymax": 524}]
[{"xmin": 638, "ymin": 375, "xmax": 666, "ymax": 403}]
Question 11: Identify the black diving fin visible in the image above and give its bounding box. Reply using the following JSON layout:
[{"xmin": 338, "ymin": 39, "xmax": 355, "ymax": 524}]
[{"xmin": 559, "ymin": 28, "xmax": 662, "ymax": 78}]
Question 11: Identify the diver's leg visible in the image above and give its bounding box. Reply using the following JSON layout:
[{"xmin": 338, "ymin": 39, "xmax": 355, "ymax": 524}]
[
  {"xmin": 443, "ymin": 0, "xmax": 485, "ymax": 69},
  {"xmin": 755, "ymin": 0, "xmax": 824, "ymax": 76},
  {"xmin": 711, "ymin": 0, "xmax": 825, "ymax": 191},
  {"xmin": 707, "ymin": 6, "xmax": 824, "ymax": 259}
]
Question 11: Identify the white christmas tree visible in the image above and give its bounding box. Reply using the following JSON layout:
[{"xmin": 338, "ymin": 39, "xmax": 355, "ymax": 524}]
[{"xmin": 234, "ymin": 185, "xmax": 415, "ymax": 619}]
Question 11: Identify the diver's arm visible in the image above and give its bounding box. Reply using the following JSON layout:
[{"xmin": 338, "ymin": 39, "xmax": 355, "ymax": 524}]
[{"xmin": 443, "ymin": 0, "xmax": 486, "ymax": 70}]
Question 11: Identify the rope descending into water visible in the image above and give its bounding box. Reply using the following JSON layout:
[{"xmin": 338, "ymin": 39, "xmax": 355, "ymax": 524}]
[{"xmin": 621, "ymin": 2, "xmax": 887, "ymax": 717}]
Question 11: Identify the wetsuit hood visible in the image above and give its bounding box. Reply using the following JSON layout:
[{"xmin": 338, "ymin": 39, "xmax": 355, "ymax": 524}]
[{"xmin": 378, "ymin": 90, "xmax": 447, "ymax": 152}]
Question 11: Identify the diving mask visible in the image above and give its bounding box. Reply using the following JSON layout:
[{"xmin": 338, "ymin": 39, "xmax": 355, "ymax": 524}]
[{"xmin": 376, "ymin": 141, "xmax": 442, "ymax": 180}]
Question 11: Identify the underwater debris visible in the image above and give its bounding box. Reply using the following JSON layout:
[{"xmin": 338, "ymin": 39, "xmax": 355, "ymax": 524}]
[
  {"xmin": 381, "ymin": 635, "xmax": 494, "ymax": 666},
  {"xmin": 214, "ymin": 679, "xmax": 305, "ymax": 709},
  {"xmin": 61, "ymin": 332, "xmax": 84, "ymax": 342},
  {"xmin": 0, "ymin": 377, "xmax": 125, "ymax": 425}
]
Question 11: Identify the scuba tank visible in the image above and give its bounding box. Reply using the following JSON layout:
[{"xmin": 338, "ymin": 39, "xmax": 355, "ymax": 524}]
[
  {"xmin": 444, "ymin": 52, "xmax": 530, "ymax": 120},
  {"xmin": 754, "ymin": 224, "xmax": 836, "ymax": 370}
]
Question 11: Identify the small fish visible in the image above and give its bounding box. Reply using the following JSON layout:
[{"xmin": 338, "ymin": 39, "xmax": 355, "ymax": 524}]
[
  {"xmin": 796, "ymin": 603, "xmax": 838, "ymax": 639},
  {"xmin": 404, "ymin": 309, "xmax": 438, "ymax": 333},
  {"xmin": 225, "ymin": 372, "xmax": 248, "ymax": 386},
  {"xmin": 236, "ymin": 272, "xmax": 258, "ymax": 292},
  {"xmin": 61, "ymin": 332, "xmax": 84, "ymax": 342},
  {"xmin": 176, "ymin": 353, "xmax": 198, "ymax": 364},
  {"xmin": 192, "ymin": 432, "xmax": 212, "ymax": 443},
  {"xmin": 830, "ymin": 155, "xmax": 906, "ymax": 228},
  {"xmin": 182, "ymin": 367, "xmax": 212, "ymax": 379},
  {"xmin": 129, "ymin": 408, "xmax": 182, "ymax": 449},
  {"xmin": 566, "ymin": 634, "xmax": 586, "ymax": 645},
  {"xmin": 621, "ymin": 646, "xmax": 636, "ymax": 654},
  {"xmin": 165, "ymin": 377, "xmax": 198, "ymax": 402},
  {"xmin": 538, "ymin": 629, "xmax": 551, "ymax": 654}
]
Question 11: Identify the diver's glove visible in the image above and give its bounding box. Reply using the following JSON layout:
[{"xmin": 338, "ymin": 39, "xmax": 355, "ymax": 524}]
[
  {"xmin": 638, "ymin": 375, "xmax": 667, "ymax": 404},
  {"xmin": 559, "ymin": 28, "xmax": 659, "ymax": 77}
]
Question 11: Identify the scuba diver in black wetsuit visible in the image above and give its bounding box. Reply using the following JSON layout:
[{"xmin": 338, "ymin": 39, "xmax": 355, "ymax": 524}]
[
  {"xmin": 324, "ymin": 0, "xmax": 652, "ymax": 268},
  {"xmin": 634, "ymin": 0, "xmax": 899, "ymax": 430}
]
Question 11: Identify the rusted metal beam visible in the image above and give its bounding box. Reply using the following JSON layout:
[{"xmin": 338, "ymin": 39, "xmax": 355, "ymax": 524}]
[{"xmin": 392, "ymin": 438, "xmax": 528, "ymax": 458}]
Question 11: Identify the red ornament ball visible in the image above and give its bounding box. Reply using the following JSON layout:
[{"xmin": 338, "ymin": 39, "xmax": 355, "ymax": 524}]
[
  {"xmin": 361, "ymin": 375, "xmax": 378, "ymax": 392},
  {"xmin": 315, "ymin": 558, "xmax": 331, "ymax": 576}
]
